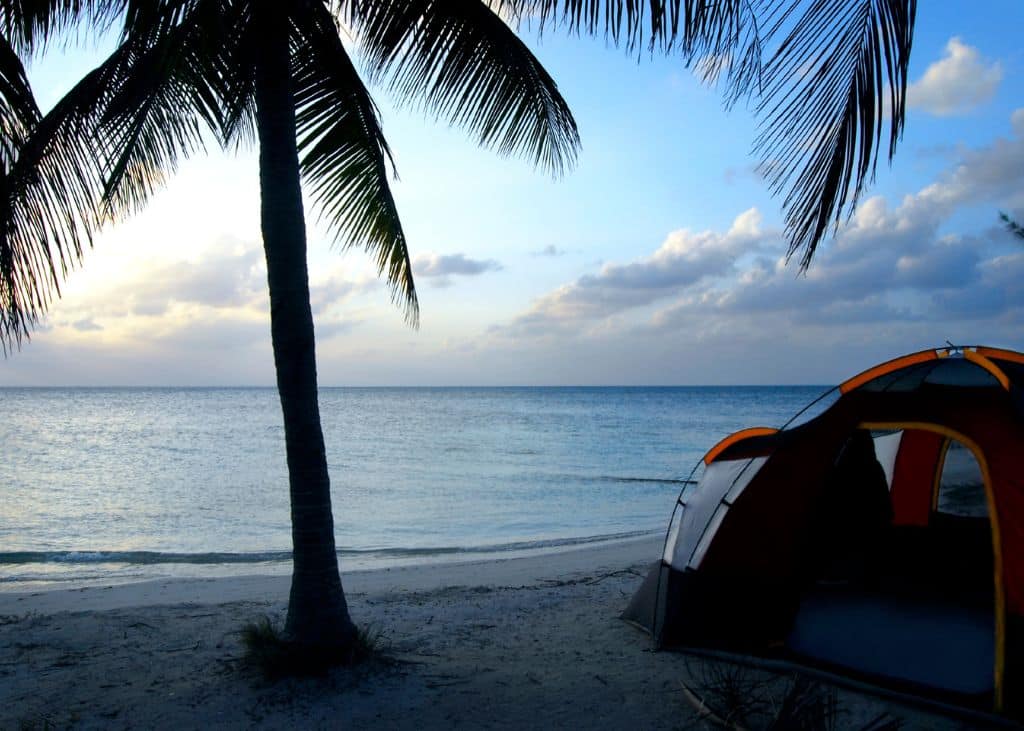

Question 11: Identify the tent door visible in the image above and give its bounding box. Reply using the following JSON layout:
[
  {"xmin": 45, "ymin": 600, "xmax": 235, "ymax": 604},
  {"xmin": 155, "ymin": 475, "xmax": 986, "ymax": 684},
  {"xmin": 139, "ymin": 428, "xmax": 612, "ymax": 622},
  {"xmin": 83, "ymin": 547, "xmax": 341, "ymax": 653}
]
[{"xmin": 784, "ymin": 430, "xmax": 996, "ymax": 703}]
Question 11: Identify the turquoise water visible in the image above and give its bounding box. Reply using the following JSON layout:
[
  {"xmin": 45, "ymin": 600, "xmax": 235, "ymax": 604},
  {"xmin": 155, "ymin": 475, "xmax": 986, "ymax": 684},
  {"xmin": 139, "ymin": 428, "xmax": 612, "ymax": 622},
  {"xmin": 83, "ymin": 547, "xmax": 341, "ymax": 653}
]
[{"xmin": 0, "ymin": 386, "xmax": 823, "ymax": 588}]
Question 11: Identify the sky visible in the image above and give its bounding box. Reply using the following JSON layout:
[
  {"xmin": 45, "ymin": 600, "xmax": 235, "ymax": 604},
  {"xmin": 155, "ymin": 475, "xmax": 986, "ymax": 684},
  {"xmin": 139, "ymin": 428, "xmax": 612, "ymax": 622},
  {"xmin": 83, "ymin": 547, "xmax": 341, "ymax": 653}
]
[{"xmin": 4, "ymin": 3, "xmax": 1024, "ymax": 386}]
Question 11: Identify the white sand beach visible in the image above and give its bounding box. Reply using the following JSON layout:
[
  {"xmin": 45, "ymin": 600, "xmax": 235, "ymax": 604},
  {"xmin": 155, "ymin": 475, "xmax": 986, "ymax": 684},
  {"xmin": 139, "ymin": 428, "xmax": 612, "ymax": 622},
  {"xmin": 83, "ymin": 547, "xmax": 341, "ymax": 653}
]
[{"xmin": 0, "ymin": 536, "xmax": 972, "ymax": 729}]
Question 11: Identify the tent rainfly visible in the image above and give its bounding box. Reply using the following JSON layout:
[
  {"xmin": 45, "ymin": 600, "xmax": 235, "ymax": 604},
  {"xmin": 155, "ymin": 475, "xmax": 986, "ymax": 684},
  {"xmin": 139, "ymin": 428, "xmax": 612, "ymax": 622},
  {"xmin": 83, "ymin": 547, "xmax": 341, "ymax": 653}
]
[{"xmin": 624, "ymin": 345, "xmax": 1024, "ymax": 717}]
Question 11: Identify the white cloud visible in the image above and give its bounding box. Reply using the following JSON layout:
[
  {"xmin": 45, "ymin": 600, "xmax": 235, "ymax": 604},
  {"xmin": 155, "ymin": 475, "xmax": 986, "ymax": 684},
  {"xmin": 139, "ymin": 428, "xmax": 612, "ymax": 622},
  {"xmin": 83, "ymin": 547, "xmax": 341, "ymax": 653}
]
[
  {"xmin": 908, "ymin": 38, "xmax": 1002, "ymax": 116},
  {"xmin": 499, "ymin": 208, "xmax": 770, "ymax": 336}
]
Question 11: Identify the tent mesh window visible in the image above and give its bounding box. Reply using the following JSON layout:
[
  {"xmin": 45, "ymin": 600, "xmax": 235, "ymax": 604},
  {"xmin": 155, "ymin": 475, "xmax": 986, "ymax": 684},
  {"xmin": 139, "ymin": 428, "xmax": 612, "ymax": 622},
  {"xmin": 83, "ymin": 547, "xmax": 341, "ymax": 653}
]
[{"xmin": 936, "ymin": 440, "xmax": 988, "ymax": 519}]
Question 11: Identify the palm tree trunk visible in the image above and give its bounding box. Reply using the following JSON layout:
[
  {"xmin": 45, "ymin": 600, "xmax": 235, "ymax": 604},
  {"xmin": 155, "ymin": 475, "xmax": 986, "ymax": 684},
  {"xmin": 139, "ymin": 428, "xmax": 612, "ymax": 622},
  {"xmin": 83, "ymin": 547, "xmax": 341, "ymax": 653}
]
[{"xmin": 253, "ymin": 1, "xmax": 356, "ymax": 653}]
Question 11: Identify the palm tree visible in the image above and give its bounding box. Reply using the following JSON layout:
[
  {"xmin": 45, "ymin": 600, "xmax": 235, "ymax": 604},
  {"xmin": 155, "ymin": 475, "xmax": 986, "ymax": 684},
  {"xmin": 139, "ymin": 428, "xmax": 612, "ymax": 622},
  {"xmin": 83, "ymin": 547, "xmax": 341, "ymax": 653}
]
[
  {"xmin": 0, "ymin": 0, "xmax": 916, "ymax": 659},
  {"xmin": 1, "ymin": 0, "xmax": 580, "ymax": 657}
]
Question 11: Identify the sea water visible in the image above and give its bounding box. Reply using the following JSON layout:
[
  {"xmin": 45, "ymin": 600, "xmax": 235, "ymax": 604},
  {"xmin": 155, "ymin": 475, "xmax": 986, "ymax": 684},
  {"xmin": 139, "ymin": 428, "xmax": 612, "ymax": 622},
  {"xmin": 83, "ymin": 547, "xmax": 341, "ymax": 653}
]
[{"xmin": 0, "ymin": 386, "xmax": 824, "ymax": 589}]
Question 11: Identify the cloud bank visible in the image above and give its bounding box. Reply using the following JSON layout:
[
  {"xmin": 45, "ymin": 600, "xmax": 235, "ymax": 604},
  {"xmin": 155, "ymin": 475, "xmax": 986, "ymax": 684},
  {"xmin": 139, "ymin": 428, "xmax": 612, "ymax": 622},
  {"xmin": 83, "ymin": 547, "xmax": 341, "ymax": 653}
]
[
  {"xmin": 501, "ymin": 209, "xmax": 767, "ymax": 336},
  {"xmin": 488, "ymin": 109, "xmax": 1024, "ymax": 380}
]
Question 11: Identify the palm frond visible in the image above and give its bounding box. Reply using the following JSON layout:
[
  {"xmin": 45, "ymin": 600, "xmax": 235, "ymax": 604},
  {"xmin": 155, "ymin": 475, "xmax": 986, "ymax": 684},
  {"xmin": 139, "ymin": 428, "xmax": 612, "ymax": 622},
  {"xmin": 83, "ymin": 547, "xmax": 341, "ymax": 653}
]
[
  {"xmin": 491, "ymin": 0, "xmax": 913, "ymax": 267},
  {"xmin": 752, "ymin": 0, "xmax": 915, "ymax": 267},
  {"xmin": 492, "ymin": 0, "xmax": 654, "ymax": 49},
  {"xmin": 97, "ymin": 0, "xmax": 230, "ymax": 218},
  {"xmin": 0, "ymin": 0, "xmax": 232, "ymax": 353},
  {"xmin": 494, "ymin": 0, "xmax": 761, "ymax": 93},
  {"xmin": 218, "ymin": 1, "xmax": 257, "ymax": 152},
  {"xmin": 0, "ymin": 56, "xmax": 110, "ymax": 352},
  {"xmin": 0, "ymin": 35, "xmax": 43, "ymax": 349},
  {"xmin": 0, "ymin": 0, "xmax": 128, "ymax": 53},
  {"xmin": 1001, "ymin": 212, "xmax": 1024, "ymax": 242},
  {"xmin": 0, "ymin": 34, "xmax": 41, "ymax": 168},
  {"xmin": 292, "ymin": 1, "xmax": 418, "ymax": 324},
  {"xmin": 344, "ymin": 0, "xmax": 580, "ymax": 177}
]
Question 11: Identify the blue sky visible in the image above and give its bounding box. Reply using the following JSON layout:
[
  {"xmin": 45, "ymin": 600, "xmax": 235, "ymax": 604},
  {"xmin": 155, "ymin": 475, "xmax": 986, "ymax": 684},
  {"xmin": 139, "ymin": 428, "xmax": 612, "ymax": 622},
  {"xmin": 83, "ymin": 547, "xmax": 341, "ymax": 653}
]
[{"xmin": 4, "ymin": 3, "xmax": 1024, "ymax": 385}]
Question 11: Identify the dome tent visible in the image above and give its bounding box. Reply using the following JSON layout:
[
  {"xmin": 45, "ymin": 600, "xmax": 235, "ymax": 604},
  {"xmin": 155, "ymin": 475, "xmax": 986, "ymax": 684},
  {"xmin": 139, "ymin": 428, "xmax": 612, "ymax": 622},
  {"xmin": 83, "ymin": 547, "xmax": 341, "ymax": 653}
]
[{"xmin": 624, "ymin": 346, "xmax": 1024, "ymax": 716}]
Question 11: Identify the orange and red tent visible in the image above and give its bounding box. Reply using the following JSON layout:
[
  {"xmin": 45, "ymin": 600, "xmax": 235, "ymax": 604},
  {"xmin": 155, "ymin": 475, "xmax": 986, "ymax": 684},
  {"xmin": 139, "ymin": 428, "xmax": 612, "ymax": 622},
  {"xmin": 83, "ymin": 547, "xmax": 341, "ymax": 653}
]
[{"xmin": 625, "ymin": 345, "xmax": 1024, "ymax": 716}]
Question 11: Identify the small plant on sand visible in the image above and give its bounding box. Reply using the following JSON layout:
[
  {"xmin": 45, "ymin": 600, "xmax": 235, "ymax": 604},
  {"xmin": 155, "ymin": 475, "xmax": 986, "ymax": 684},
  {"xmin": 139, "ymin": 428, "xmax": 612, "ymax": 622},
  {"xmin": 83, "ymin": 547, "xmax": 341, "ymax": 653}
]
[
  {"xmin": 241, "ymin": 616, "xmax": 384, "ymax": 679},
  {"xmin": 682, "ymin": 658, "xmax": 902, "ymax": 731}
]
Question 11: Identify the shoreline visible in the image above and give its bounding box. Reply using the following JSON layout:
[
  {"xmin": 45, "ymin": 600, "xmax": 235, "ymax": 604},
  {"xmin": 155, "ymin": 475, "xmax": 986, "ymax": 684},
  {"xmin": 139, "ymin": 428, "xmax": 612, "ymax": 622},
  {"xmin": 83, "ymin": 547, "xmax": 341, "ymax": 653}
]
[
  {"xmin": 0, "ymin": 528, "xmax": 665, "ymax": 597},
  {"xmin": 0, "ymin": 534, "xmax": 663, "ymax": 615},
  {"xmin": 0, "ymin": 534, "xmax": 959, "ymax": 729}
]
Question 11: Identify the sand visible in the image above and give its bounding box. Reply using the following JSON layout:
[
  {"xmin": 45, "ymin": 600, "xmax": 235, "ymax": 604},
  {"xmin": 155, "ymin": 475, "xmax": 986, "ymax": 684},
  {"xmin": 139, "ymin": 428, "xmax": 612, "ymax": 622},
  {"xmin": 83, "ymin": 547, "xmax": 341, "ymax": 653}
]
[{"xmin": 0, "ymin": 537, "xmax": 978, "ymax": 729}]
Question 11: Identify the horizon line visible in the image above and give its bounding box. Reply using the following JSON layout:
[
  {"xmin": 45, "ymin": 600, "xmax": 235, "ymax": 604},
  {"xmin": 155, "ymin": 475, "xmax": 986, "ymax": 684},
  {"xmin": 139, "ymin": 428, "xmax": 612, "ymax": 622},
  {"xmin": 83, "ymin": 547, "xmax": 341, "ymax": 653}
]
[{"xmin": 1, "ymin": 383, "xmax": 834, "ymax": 389}]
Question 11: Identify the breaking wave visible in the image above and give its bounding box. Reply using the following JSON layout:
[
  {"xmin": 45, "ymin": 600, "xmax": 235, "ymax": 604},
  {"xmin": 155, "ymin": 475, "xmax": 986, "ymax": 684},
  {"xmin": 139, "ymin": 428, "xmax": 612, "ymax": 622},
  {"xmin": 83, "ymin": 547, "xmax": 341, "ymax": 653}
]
[{"xmin": 0, "ymin": 529, "xmax": 659, "ymax": 567}]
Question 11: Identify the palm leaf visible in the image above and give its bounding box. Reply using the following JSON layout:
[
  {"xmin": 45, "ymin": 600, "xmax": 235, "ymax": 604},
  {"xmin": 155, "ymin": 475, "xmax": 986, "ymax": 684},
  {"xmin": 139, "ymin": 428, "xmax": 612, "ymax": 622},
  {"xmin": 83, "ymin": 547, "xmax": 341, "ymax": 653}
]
[
  {"xmin": 0, "ymin": 57, "xmax": 109, "ymax": 352},
  {"xmin": 490, "ymin": 0, "xmax": 913, "ymax": 266},
  {"xmin": 495, "ymin": 0, "xmax": 761, "ymax": 90},
  {"xmin": 492, "ymin": 0, "xmax": 656, "ymax": 50},
  {"xmin": 0, "ymin": 34, "xmax": 45, "ymax": 350},
  {"xmin": 344, "ymin": 0, "xmax": 580, "ymax": 176},
  {"xmin": 0, "ymin": 34, "xmax": 41, "ymax": 168},
  {"xmin": 1000, "ymin": 213, "xmax": 1024, "ymax": 242},
  {"xmin": 218, "ymin": 0, "xmax": 257, "ymax": 152},
  {"xmin": 0, "ymin": 0, "xmax": 231, "ymax": 352},
  {"xmin": 96, "ymin": 0, "xmax": 230, "ymax": 217},
  {"xmin": 754, "ymin": 0, "xmax": 915, "ymax": 267},
  {"xmin": 290, "ymin": 0, "xmax": 418, "ymax": 323},
  {"xmin": 0, "ymin": 0, "xmax": 127, "ymax": 53}
]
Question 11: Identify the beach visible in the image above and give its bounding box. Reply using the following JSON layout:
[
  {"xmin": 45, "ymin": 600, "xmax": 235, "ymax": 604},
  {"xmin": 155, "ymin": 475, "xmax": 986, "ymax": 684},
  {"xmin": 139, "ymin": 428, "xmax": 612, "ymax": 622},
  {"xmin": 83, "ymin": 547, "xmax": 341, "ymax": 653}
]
[{"xmin": 0, "ymin": 535, "xmax": 965, "ymax": 730}]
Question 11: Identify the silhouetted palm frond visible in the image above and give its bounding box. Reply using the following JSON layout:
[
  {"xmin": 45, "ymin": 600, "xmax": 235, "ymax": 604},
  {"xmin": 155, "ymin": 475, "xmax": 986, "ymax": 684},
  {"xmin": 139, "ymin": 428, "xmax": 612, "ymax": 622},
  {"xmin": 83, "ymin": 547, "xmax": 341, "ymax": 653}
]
[
  {"xmin": 755, "ymin": 0, "xmax": 915, "ymax": 267},
  {"xmin": 0, "ymin": 0, "xmax": 127, "ymax": 52},
  {"xmin": 496, "ymin": 0, "xmax": 761, "ymax": 93},
  {"xmin": 0, "ymin": 35, "xmax": 43, "ymax": 350},
  {"xmin": 293, "ymin": 1, "xmax": 418, "ymax": 322},
  {"xmin": 0, "ymin": 35, "xmax": 40, "ymax": 167},
  {"xmin": 0, "ymin": 0, "xmax": 232, "ymax": 352},
  {"xmin": 492, "ymin": 0, "xmax": 915, "ymax": 267},
  {"xmin": 218, "ymin": 0, "xmax": 257, "ymax": 151},
  {"xmin": 97, "ymin": 0, "xmax": 229, "ymax": 217},
  {"xmin": 345, "ymin": 0, "xmax": 580, "ymax": 176},
  {"xmin": 1000, "ymin": 213, "xmax": 1024, "ymax": 241},
  {"xmin": 0, "ymin": 0, "xmax": 152, "ymax": 352},
  {"xmin": 0, "ymin": 26, "xmax": 131, "ymax": 352}
]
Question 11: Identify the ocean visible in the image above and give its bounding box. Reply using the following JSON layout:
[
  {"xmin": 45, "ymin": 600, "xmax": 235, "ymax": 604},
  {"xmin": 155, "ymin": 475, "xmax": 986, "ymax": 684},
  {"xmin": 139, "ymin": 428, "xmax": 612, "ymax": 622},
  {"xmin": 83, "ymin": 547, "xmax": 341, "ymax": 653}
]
[{"xmin": 1, "ymin": 386, "xmax": 825, "ymax": 590}]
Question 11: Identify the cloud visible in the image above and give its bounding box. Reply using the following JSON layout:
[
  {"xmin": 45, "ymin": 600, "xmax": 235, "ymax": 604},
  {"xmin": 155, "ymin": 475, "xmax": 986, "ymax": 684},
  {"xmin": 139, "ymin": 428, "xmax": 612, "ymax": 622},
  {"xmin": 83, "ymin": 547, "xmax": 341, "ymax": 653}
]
[
  {"xmin": 414, "ymin": 253, "xmax": 502, "ymax": 277},
  {"xmin": 71, "ymin": 318, "xmax": 103, "ymax": 332},
  {"xmin": 500, "ymin": 208, "xmax": 769, "ymax": 336},
  {"xmin": 650, "ymin": 184, "xmax": 1023, "ymax": 334},
  {"xmin": 532, "ymin": 245, "xmax": 566, "ymax": 257},
  {"xmin": 412, "ymin": 252, "xmax": 502, "ymax": 288},
  {"xmin": 908, "ymin": 38, "xmax": 1002, "ymax": 116},
  {"xmin": 309, "ymin": 276, "xmax": 380, "ymax": 315},
  {"xmin": 126, "ymin": 245, "xmax": 264, "ymax": 317},
  {"xmin": 22, "ymin": 234, "xmax": 385, "ymax": 358}
]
